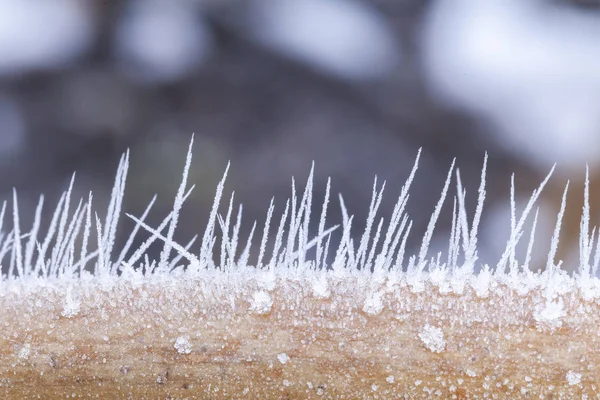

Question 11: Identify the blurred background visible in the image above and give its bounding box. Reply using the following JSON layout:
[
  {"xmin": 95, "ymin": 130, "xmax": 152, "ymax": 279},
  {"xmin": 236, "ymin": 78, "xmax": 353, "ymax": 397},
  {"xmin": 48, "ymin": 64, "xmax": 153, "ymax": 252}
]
[{"xmin": 1, "ymin": 0, "xmax": 599, "ymax": 272}]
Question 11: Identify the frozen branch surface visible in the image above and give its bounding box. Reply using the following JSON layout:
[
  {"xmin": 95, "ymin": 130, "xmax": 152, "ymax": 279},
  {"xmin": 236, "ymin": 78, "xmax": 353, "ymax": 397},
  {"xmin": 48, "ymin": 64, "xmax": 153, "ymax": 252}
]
[
  {"xmin": 2, "ymin": 271, "xmax": 600, "ymax": 398},
  {"xmin": 1, "ymin": 136, "xmax": 600, "ymax": 398}
]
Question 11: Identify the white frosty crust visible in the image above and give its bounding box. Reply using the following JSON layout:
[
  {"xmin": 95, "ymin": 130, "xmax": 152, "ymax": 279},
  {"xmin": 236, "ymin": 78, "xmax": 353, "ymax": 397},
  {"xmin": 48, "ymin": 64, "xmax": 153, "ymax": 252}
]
[
  {"xmin": 1, "ymin": 136, "xmax": 599, "ymax": 397},
  {"xmin": 2, "ymin": 270, "xmax": 600, "ymax": 398}
]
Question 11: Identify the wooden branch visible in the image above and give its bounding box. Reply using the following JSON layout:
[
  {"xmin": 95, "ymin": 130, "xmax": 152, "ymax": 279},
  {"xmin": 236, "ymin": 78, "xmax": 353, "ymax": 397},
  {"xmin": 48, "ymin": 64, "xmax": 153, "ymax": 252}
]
[{"xmin": 1, "ymin": 271, "xmax": 598, "ymax": 399}]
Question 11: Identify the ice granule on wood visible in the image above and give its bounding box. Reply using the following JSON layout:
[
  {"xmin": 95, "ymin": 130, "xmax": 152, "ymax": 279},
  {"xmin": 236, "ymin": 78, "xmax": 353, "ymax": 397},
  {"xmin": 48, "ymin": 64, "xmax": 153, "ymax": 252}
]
[
  {"xmin": 311, "ymin": 275, "xmax": 330, "ymax": 299},
  {"xmin": 362, "ymin": 291, "xmax": 384, "ymax": 315},
  {"xmin": 534, "ymin": 298, "xmax": 565, "ymax": 330},
  {"xmin": 61, "ymin": 299, "xmax": 80, "ymax": 318},
  {"xmin": 566, "ymin": 371, "xmax": 581, "ymax": 385},
  {"xmin": 174, "ymin": 336, "xmax": 192, "ymax": 355},
  {"xmin": 249, "ymin": 290, "xmax": 273, "ymax": 315},
  {"xmin": 419, "ymin": 324, "xmax": 445, "ymax": 353},
  {"xmin": 277, "ymin": 353, "xmax": 289, "ymax": 364},
  {"xmin": 17, "ymin": 343, "xmax": 30, "ymax": 360}
]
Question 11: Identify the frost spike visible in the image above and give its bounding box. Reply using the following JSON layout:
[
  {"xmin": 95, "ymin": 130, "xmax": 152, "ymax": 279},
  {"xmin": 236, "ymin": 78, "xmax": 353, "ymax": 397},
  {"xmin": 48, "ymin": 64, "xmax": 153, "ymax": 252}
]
[{"xmin": 159, "ymin": 135, "xmax": 194, "ymax": 272}]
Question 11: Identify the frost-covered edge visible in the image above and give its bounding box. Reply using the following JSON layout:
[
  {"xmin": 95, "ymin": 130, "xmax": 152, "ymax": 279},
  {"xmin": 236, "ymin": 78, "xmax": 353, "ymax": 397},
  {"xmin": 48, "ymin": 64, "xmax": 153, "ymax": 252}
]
[{"xmin": 2, "ymin": 135, "xmax": 600, "ymax": 300}]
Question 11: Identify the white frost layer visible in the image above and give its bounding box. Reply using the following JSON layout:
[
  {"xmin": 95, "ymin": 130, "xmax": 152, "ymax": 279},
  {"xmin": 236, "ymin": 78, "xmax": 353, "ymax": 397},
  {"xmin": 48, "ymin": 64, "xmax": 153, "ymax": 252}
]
[
  {"xmin": 421, "ymin": 0, "xmax": 600, "ymax": 170},
  {"xmin": 0, "ymin": 0, "xmax": 94, "ymax": 76},
  {"xmin": 247, "ymin": 0, "xmax": 399, "ymax": 81},
  {"xmin": 0, "ymin": 135, "xmax": 599, "ymax": 305},
  {"xmin": 3, "ymin": 266, "xmax": 600, "ymax": 333}
]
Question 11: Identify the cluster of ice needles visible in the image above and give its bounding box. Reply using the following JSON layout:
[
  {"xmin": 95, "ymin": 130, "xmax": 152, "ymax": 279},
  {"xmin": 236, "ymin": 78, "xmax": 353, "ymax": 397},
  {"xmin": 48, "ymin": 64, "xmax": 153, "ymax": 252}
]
[{"xmin": 2, "ymin": 136, "xmax": 600, "ymax": 300}]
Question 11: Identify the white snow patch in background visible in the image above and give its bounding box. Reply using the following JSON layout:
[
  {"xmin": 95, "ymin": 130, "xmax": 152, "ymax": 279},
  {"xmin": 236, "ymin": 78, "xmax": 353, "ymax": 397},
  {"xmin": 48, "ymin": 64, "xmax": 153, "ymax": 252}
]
[
  {"xmin": 566, "ymin": 370, "xmax": 581, "ymax": 385},
  {"xmin": 248, "ymin": 0, "xmax": 399, "ymax": 81},
  {"xmin": 250, "ymin": 290, "xmax": 273, "ymax": 315},
  {"xmin": 0, "ymin": 0, "xmax": 94, "ymax": 76},
  {"xmin": 421, "ymin": 0, "xmax": 600, "ymax": 171},
  {"xmin": 114, "ymin": 0, "xmax": 212, "ymax": 84},
  {"xmin": 419, "ymin": 324, "xmax": 445, "ymax": 353},
  {"xmin": 174, "ymin": 336, "xmax": 192, "ymax": 354}
]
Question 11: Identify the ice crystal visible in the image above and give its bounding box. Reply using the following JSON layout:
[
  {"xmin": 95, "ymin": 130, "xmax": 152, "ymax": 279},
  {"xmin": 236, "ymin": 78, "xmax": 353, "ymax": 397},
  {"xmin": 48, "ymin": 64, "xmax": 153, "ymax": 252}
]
[
  {"xmin": 566, "ymin": 371, "xmax": 582, "ymax": 386},
  {"xmin": 174, "ymin": 336, "xmax": 192, "ymax": 355},
  {"xmin": 249, "ymin": 290, "xmax": 273, "ymax": 315},
  {"xmin": 277, "ymin": 353, "xmax": 289, "ymax": 364},
  {"xmin": 418, "ymin": 324, "xmax": 445, "ymax": 353},
  {"xmin": 1, "ymin": 135, "xmax": 596, "ymax": 290}
]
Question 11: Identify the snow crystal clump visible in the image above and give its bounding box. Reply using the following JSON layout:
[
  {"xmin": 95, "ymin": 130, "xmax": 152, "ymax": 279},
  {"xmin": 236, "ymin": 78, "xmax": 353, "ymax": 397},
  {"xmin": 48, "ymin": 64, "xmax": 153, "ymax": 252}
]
[
  {"xmin": 277, "ymin": 353, "xmax": 289, "ymax": 364},
  {"xmin": 250, "ymin": 290, "xmax": 273, "ymax": 315},
  {"xmin": 311, "ymin": 275, "xmax": 330, "ymax": 299},
  {"xmin": 534, "ymin": 299, "xmax": 565, "ymax": 330},
  {"xmin": 363, "ymin": 291, "xmax": 384, "ymax": 315},
  {"xmin": 61, "ymin": 297, "xmax": 81, "ymax": 318},
  {"xmin": 17, "ymin": 343, "xmax": 30, "ymax": 360},
  {"xmin": 566, "ymin": 371, "xmax": 582, "ymax": 385},
  {"xmin": 174, "ymin": 336, "xmax": 192, "ymax": 355},
  {"xmin": 419, "ymin": 324, "xmax": 445, "ymax": 353}
]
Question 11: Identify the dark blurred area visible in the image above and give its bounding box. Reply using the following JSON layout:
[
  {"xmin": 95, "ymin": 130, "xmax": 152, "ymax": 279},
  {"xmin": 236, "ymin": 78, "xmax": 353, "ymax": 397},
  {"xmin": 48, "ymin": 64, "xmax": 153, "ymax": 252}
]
[{"xmin": 2, "ymin": 0, "xmax": 600, "ymax": 270}]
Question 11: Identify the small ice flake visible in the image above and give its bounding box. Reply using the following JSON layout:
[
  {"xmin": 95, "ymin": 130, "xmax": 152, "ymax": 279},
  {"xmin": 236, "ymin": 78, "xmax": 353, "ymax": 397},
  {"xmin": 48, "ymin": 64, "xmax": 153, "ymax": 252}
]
[
  {"xmin": 250, "ymin": 290, "xmax": 273, "ymax": 314},
  {"xmin": 534, "ymin": 298, "xmax": 565, "ymax": 329},
  {"xmin": 363, "ymin": 291, "xmax": 383, "ymax": 315},
  {"xmin": 566, "ymin": 370, "xmax": 581, "ymax": 385},
  {"xmin": 371, "ymin": 384, "xmax": 378, "ymax": 391},
  {"xmin": 466, "ymin": 369, "xmax": 477, "ymax": 377},
  {"xmin": 283, "ymin": 379, "xmax": 290, "ymax": 386},
  {"xmin": 473, "ymin": 268, "xmax": 491, "ymax": 298},
  {"xmin": 174, "ymin": 336, "xmax": 192, "ymax": 354},
  {"xmin": 419, "ymin": 324, "xmax": 445, "ymax": 353},
  {"xmin": 277, "ymin": 353, "xmax": 289, "ymax": 364},
  {"xmin": 311, "ymin": 275, "xmax": 330, "ymax": 299},
  {"xmin": 386, "ymin": 375, "xmax": 394, "ymax": 383},
  {"xmin": 17, "ymin": 343, "xmax": 30, "ymax": 360},
  {"xmin": 61, "ymin": 299, "xmax": 80, "ymax": 318}
]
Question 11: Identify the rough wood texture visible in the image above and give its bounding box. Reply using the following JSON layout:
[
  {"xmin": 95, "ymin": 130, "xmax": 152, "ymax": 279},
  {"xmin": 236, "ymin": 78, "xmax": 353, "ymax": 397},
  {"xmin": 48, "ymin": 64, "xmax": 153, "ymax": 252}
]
[{"xmin": 0, "ymin": 271, "xmax": 598, "ymax": 399}]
